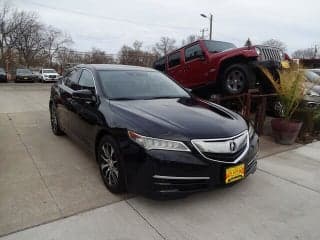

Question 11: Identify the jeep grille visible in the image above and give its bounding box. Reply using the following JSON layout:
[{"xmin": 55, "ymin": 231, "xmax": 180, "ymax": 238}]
[{"xmin": 257, "ymin": 46, "xmax": 282, "ymax": 62}]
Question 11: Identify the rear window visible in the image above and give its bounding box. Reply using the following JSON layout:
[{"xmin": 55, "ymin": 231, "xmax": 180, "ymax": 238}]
[
  {"xmin": 154, "ymin": 57, "xmax": 166, "ymax": 72},
  {"xmin": 168, "ymin": 52, "xmax": 181, "ymax": 68}
]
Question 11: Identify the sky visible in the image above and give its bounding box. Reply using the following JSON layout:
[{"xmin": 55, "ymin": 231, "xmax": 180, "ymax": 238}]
[{"xmin": 12, "ymin": 0, "xmax": 320, "ymax": 55}]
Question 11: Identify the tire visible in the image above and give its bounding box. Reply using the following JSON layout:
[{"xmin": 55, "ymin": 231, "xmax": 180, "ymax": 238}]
[
  {"xmin": 50, "ymin": 104, "xmax": 64, "ymax": 136},
  {"xmin": 221, "ymin": 63, "xmax": 253, "ymax": 95},
  {"xmin": 97, "ymin": 135, "xmax": 126, "ymax": 194}
]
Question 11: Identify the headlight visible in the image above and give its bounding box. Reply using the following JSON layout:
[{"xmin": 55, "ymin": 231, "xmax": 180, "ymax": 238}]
[
  {"xmin": 255, "ymin": 47, "xmax": 261, "ymax": 56},
  {"xmin": 128, "ymin": 130, "xmax": 190, "ymax": 152},
  {"xmin": 248, "ymin": 123, "xmax": 255, "ymax": 138},
  {"xmin": 279, "ymin": 51, "xmax": 284, "ymax": 60},
  {"xmin": 307, "ymin": 90, "xmax": 320, "ymax": 97}
]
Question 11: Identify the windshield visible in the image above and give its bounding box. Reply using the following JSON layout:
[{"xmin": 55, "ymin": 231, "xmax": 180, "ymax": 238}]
[
  {"xmin": 17, "ymin": 69, "xmax": 32, "ymax": 74},
  {"xmin": 43, "ymin": 69, "xmax": 57, "ymax": 74},
  {"xmin": 204, "ymin": 40, "xmax": 236, "ymax": 53},
  {"xmin": 0, "ymin": 68, "xmax": 5, "ymax": 73},
  {"xmin": 305, "ymin": 70, "xmax": 320, "ymax": 83},
  {"xmin": 98, "ymin": 70, "xmax": 190, "ymax": 100}
]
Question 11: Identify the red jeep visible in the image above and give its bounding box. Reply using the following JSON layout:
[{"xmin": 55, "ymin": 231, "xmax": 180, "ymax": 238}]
[{"xmin": 153, "ymin": 40, "xmax": 284, "ymax": 96}]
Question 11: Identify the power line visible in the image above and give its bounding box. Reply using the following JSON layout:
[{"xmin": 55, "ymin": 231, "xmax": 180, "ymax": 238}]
[{"xmin": 23, "ymin": 0, "xmax": 199, "ymax": 31}]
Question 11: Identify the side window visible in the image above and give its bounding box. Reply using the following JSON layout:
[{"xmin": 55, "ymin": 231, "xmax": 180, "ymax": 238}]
[
  {"xmin": 154, "ymin": 57, "xmax": 166, "ymax": 72},
  {"xmin": 64, "ymin": 69, "xmax": 80, "ymax": 90},
  {"xmin": 185, "ymin": 44, "xmax": 204, "ymax": 62},
  {"xmin": 168, "ymin": 52, "xmax": 181, "ymax": 68},
  {"xmin": 78, "ymin": 69, "xmax": 95, "ymax": 90}
]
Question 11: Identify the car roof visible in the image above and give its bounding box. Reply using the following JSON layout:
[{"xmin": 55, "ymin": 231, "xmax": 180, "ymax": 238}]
[{"xmin": 76, "ymin": 64, "xmax": 156, "ymax": 72}]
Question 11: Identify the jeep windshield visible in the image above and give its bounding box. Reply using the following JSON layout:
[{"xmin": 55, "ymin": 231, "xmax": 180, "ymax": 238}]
[{"xmin": 204, "ymin": 40, "xmax": 236, "ymax": 53}]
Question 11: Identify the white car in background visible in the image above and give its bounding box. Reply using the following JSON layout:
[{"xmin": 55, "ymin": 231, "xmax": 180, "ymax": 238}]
[{"xmin": 39, "ymin": 69, "xmax": 60, "ymax": 82}]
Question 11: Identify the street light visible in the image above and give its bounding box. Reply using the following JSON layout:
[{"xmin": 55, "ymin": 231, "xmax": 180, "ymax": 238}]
[{"xmin": 200, "ymin": 13, "xmax": 213, "ymax": 40}]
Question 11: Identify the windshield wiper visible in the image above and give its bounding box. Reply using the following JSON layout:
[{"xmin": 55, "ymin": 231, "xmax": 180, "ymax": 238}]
[
  {"xmin": 109, "ymin": 97, "xmax": 137, "ymax": 100},
  {"xmin": 145, "ymin": 96, "xmax": 184, "ymax": 99}
]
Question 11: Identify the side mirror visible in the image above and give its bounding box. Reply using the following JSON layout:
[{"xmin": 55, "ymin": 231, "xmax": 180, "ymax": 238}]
[
  {"xmin": 72, "ymin": 89, "xmax": 96, "ymax": 102},
  {"xmin": 184, "ymin": 88, "xmax": 192, "ymax": 93},
  {"xmin": 199, "ymin": 55, "xmax": 206, "ymax": 61}
]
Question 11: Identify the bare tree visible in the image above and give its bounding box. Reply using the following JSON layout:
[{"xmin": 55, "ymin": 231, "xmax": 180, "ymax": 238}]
[
  {"xmin": 83, "ymin": 48, "xmax": 114, "ymax": 64},
  {"xmin": 292, "ymin": 48, "xmax": 316, "ymax": 59},
  {"xmin": 10, "ymin": 10, "xmax": 45, "ymax": 67},
  {"xmin": 261, "ymin": 39, "xmax": 287, "ymax": 52},
  {"xmin": 154, "ymin": 37, "xmax": 176, "ymax": 56},
  {"xmin": 0, "ymin": 1, "xmax": 18, "ymax": 67},
  {"xmin": 43, "ymin": 26, "xmax": 73, "ymax": 67},
  {"xmin": 132, "ymin": 40, "xmax": 142, "ymax": 51},
  {"xmin": 181, "ymin": 34, "xmax": 199, "ymax": 46},
  {"xmin": 118, "ymin": 41, "xmax": 157, "ymax": 67}
]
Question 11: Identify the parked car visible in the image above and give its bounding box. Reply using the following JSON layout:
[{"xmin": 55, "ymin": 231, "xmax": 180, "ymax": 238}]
[
  {"xmin": 309, "ymin": 69, "xmax": 320, "ymax": 76},
  {"xmin": 31, "ymin": 69, "xmax": 41, "ymax": 82},
  {"xmin": 304, "ymin": 70, "xmax": 320, "ymax": 108},
  {"xmin": 270, "ymin": 70, "xmax": 320, "ymax": 115},
  {"xmin": 0, "ymin": 68, "xmax": 7, "ymax": 82},
  {"xmin": 153, "ymin": 40, "xmax": 286, "ymax": 96},
  {"xmin": 39, "ymin": 68, "xmax": 60, "ymax": 82},
  {"xmin": 15, "ymin": 68, "xmax": 37, "ymax": 82},
  {"xmin": 49, "ymin": 64, "xmax": 259, "ymax": 197}
]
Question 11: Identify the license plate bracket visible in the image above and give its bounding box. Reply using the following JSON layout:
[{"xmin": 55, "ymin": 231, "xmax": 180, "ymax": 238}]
[{"xmin": 225, "ymin": 163, "xmax": 245, "ymax": 184}]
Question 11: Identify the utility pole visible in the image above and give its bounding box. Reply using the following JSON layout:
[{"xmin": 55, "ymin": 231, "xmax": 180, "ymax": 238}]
[
  {"xmin": 209, "ymin": 14, "xmax": 213, "ymax": 40},
  {"xmin": 200, "ymin": 13, "xmax": 213, "ymax": 40}
]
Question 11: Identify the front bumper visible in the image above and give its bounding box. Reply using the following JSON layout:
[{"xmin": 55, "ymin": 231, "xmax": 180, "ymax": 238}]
[
  {"xmin": 302, "ymin": 95, "xmax": 320, "ymax": 108},
  {"xmin": 43, "ymin": 76, "xmax": 59, "ymax": 82},
  {"xmin": 15, "ymin": 76, "xmax": 36, "ymax": 82},
  {"xmin": 122, "ymin": 133, "xmax": 259, "ymax": 198}
]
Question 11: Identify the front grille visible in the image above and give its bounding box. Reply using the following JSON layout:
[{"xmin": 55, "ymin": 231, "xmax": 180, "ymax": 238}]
[
  {"xmin": 257, "ymin": 46, "xmax": 282, "ymax": 62},
  {"xmin": 49, "ymin": 75, "xmax": 56, "ymax": 78},
  {"xmin": 202, "ymin": 144, "xmax": 246, "ymax": 162},
  {"xmin": 152, "ymin": 178, "xmax": 210, "ymax": 193},
  {"xmin": 191, "ymin": 131, "xmax": 249, "ymax": 164}
]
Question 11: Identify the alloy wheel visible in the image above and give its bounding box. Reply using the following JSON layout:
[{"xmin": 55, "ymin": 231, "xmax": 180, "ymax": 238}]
[
  {"xmin": 226, "ymin": 69, "xmax": 245, "ymax": 93},
  {"xmin": 50, "ymin": 106, "xmax": 58, "ymax": 132},
  {"xmin": 100, "ymin": 143, "xmax": 119, "ymax": 187}
]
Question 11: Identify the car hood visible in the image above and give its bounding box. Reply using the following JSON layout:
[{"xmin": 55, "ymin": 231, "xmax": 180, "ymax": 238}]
[{"xmin": 109, "ymin": 97, "xmax": 247, "ymax": 140}]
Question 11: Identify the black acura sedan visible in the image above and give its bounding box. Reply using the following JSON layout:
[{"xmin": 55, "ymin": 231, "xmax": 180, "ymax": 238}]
[
  {"xmin": 15, "ymin": 68, "xmax": 36, "ymax": 82},
  {"xmin": 49, "ymin": 64, "xmax": 258, "ymax": 197}
]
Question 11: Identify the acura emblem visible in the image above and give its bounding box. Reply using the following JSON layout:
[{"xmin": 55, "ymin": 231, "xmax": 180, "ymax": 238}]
[{"xmin": 229, "ymin": 141, "xmax": 237, "ymax": 152}]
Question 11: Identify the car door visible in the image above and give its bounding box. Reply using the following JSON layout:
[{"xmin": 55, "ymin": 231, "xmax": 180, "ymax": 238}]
[
  {"xmin": 72, "ymin": 68, "xmax": 99, "ymax": 149},
  {"xmin": 57, "ymin": 69, "xmax": 81, "ymax": 135},
  {"xmin": 183, "ymin": 43, "xmax": 209, "ymax": 87},
  {"xmin": 166, "ymin": 51, "xmax": 185, "ymax": 84}
]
